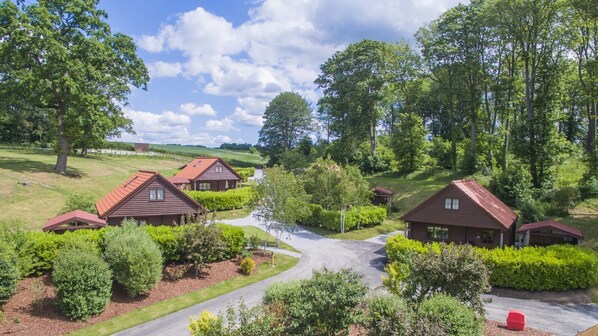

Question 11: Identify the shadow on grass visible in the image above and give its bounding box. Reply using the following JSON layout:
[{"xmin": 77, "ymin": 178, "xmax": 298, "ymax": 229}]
[{"xmin": 0, "ymin": 157, "xmax": 86, "ymax": 177}]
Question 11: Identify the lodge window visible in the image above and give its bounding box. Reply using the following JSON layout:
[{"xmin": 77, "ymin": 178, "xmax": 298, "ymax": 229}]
[
  {"xmin": 149, "ymin": 189, "xmax": 164, "ymax": 201},
  {"xmin": 198, "ymin": 182, "xmax": 211, "ymax": 190},
  {"xmin": 427, "ymin": 226, "xmax": 449, "ymax": 240},
  {"xmin": 482, "ymin": 230, "xmax": 494, "ymax": 244},
  {"xmin": 215, "ymin": 166, "xmax": 223, "ymax": 173},
  {"xmin": 444, "ymin": 198, "xmax": 459, "ymax": 210}
]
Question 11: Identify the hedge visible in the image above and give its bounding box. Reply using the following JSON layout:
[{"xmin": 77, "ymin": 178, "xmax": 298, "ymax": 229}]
[
  {"xmin": 385, "ymin": 235, "xmax": 598, "ymax": 291},
  {"xmin": 0, "ymin": 241, "xmax": 20, "ymax": 300},
  {"xmin": 186, "ymin": 187, "xmax": 254, "ymax": 211},
  {"xmin": 235, "ymin": 167, "xmax": 256, "ymax": 182},
  {"xmin": 145, "ymin": 225, "xmax": 185, "ymax": 262},
  {"xmin": 301, "ymin": 204, "xmax": 386, "ymax": 232},
  {"xmin": 215, "ymin": 224, "xmax": 245, "ymax": 259}
]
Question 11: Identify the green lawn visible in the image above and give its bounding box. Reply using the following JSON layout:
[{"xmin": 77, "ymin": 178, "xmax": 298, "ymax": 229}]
[
  {"xmin": 150, "ymin": 144, "xmax": 265, "ymax": 167},
  {"xmin": 68, "ymin": 254, "xmax": 297, "ymax": 336},
  {"xmin": 240, "ymin": 225, "xmax": 301, "ymax": 254},
  {"xmin": 0, "ymin": 148, "xmax": 185, "ymax": 229}
]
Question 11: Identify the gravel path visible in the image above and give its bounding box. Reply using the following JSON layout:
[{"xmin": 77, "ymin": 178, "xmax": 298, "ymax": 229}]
[{"xmin": 117, "ymin": 215, "xmax": 598, "ymax": 336}]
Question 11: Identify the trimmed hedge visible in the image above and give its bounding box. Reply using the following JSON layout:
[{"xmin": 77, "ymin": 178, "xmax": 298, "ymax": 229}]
[
  {"xmin": 215, "ymin": 224, "xmax": 245, "ymax": 259},
  {"xmin": 145, "ymin": 225, "xmax": 185, "ymax": 262},
  {"xmin": 0, "ymin": 241, "xmax": 20, "ymax": 300},
  {"xmin": 386, "ymin": 235, "xmax": 598, "ymax": 291},
  {"xmin": 235, "ymin": 167, "xmax": 256, "ymax": 182},
  {"xmin": 302, "ymin": 204, "xmax": 386, "ymax": 232},
  {"xmin": 417, "ymin": 294, "xmax": 482, "ymax": 336},
  {"xmin": 186, "ymin": 187, "xmax": 254, "ymax": 211}
]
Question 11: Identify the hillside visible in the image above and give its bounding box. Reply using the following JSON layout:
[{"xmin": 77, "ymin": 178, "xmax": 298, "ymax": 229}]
[
  {"xmin": 150, "ymin": 144, "xmax": 265, "ymax": 167},
  {"xmin": 0, "ymin": 149, "xmax": 185, "ymax": 229}
]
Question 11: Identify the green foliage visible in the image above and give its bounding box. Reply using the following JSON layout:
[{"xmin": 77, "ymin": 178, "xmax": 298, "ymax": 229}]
[
  {"xmin": 490, "ymin": 165, "xmax": 533, "ymax": 207},
  {"xmin": 60, "ymin": 193, "xmax": 97, "ymax": 215},
  {"xmin": 188, "ymin": 310, "xmax": 224, "ymax": 336},
  {"xmin": 544, "ymin": 187, "xmax": 581, "ymax": 216},
  {"xmin": 0, "ymin": 241, "xmax": 20, "ymax": 300},
  {"xmin": 181, "ymin": 224, "xmax": 227, "ymax": 276},
  {"xmin": 352, "ymin": 142, "xmax": 395, "ymax": 175},
  {"xmin": 363, "ymin": 294, "xmax": 411, "ymax": 336},
  {"xmin": 478, "ymin": 245, "xmax": 598, "ymax": 291},
  {"xmin": 240, "ymin": 257, "xmax": 256, "ymax": 275},
  {"xmin": 579, "ymin": 176, "xmax": 598, "ymax": 200},
  {"xmin": 393, "ymin": 113, "xmax": 428, "ymax": 174},
  {"xmin": 301, "ymin": 204, "xmax": 386, "ymax": 231},
  {"xmin": 235, "ymin": 167, "xmax": 256, "ymax": 182},
  {"xmin": 429, "ymin": 137, "xmax": 453, "ymax": 170},
  {"xmin": 145, "ymin": 225, "xmax": 184, "ymax": 262},
  {"xmin": 187, "ymin": 187, "xmax": 253, "ymax": 211},
  {"xmin": 262, "ymin": 281, "xmax": 302, "ymax": 305},
  {"xmin": 215, "ymin": 224, "xmax": 245, "ymax": 259},
  {"xmin": 52, "ymin": 244, "xmax": 112, "ymax": 321},
  {"xmin": 415, "ymin": 294, "xmax": 482, "ymax": 336},
  {"xmin": 519, "ymin": 200, "xmax": 545, "ymax": 224},
  {"xmin": 103, "ymin": 221, "xmax": 163, "ymax": 297}
]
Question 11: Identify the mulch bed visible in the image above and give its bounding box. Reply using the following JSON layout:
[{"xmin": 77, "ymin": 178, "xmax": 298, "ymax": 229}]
[
  {"xmin": 484, "ymin": 320, "xmax": 555, "ymax": 336},
  {"xmin": 1, "ymin": 252, "xmax": 270, "ymax": 336}
]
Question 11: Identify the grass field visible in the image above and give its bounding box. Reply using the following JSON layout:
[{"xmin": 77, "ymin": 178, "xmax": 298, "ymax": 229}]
[
  {"xmin": 0, "ymin": 149, "xmax": 191, "ymax": 229},
  {"xmin": 150, "ymin": 144, "xmax": 265, "ymax": 167},
  {"xmin": 239, "ymin": 225, "xmax": 301, "ymax": 253}
]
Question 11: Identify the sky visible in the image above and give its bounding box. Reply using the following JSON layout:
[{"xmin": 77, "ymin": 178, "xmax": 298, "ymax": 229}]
[{"xmin": 99, "ymin": 0, "xmax": 463, "ymax": 147}]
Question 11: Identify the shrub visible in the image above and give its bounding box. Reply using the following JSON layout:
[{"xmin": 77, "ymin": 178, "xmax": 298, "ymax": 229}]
[
  {"xmin": 60, "ymin": 193, "xmax": 97, "ymax": 214},
  {"xmin": 263, "ymin": 280, "xmax": 302, "ymax": 305},
  {"xmin": 519, "ymin": 200, "xmax": 545, "ymax": 224},
  {"xmin": 215, "ymin": 224, "xmax": 245, "ymax": 259},
  {"xmin": 240, "ymin": 257, "xmax": 256, "ymax": 275},
  {"xmin": 545, "ymin": 187, "xmax": 581, "ymax": 216},
  {"xmin": 0, "ymin": 241, "xmax": 20, "ymax": 300},
  {"xmin": 579, "ymin": 175, "xmax": 598, "ymax": 199},
  {"xmin": 145, "ymin": 225, "xmax": 184, "ymax": 262},
  {"xmin": 186, "ymin": 187, "xmax": 254, "ymax": 211},
  {"xmin": 490, "ymin": 166, "xmax": 533, "ymax": 207},
  {"xmin": 52, "ymin": 245, "xmax": 112, "ymax": 320},
  {"xmin": 363, "ymin": 294, "xmax": 411, "ymax": 336},
  {"xmin": 236, "ymin": 167, "xmax": 256, "ymax": 182},
  {"xmin": 19, "ymin": 231, "xmax": 67, "ymax": 276},
  {"xmin": 305, "ymin": 205, "xmax": 386, "ymax": 232},
  {"xmin": 181, "ymin": 224, "xmax": 227, "ymax": 276},
  {"xmin": 188, "ymin": 310, "xmax": 223, "ymax": 336},
  {"xmin": 415, "ymin": 294, "xmax": 482, "ymax": 336},
  {"xmin": 103, "ymin": 221, "xmax": 163, "ymax": 297}
]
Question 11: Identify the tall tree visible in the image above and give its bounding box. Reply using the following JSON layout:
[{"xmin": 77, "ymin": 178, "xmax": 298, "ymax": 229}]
[
  {"xmin": 315, "ymin": 40, "xmax": 398, "ymax": 161},
  {"xmin": 392, "ymin": 113, "xmax": 427, "ymax": 174},
  {"xmin": 0, "ymin": 0, "xmax": 148, "ymax": 174},
  {"xmin": 258, "ymin": 92, "xmax": 312, "ymax": 166}
]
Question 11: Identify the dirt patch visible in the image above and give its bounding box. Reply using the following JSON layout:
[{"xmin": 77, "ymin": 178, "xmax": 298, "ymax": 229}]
[
  {"xmin": 0, "ymin": 252, "xmax": 270, "ymax": 336},
  {"xmin": 490, "ymin": 287, "xmax": 593, "ymax": 304},
  {"xmin": 484, "ymin": 320, "xmax": 555, "ymax": 336}
]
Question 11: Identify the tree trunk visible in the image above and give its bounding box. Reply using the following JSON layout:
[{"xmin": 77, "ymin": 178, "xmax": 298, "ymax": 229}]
[
  {"xmin": 54, "ymin": 103, "xmax": 68, "ymax": 175},
  {"xmin": 370, "ymin": 120, "xmax": 376, "ymax": 157},
  {"xmin": 587, "ymin": 100, "xmax": 597, "ymax": 151}
]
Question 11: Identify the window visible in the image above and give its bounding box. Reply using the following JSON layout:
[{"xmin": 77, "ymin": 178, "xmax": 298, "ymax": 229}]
[
  {"xmin": 444, "ymin": 198, "xmax": 459, "ymax": 210},
  {"xmin": 198, "ymin": 182, "xmax": 211, "ymax": 190},
  {"xmin": 149, "ymin": 189, "xmax": 164, "ymax": 201},
  {"xmin": 426, "ymin": 226, "xmax": 449, "ymax": 240},
  {"xmin": 482, "ymin": 230, "xmax": 494, "ymax": 244},
  {"xmin": 215, "ymin": 166, "xmax": 223, "ymax": 173}
]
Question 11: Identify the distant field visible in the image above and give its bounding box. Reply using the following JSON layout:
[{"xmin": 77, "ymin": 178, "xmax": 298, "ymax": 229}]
[
  {"xmin": 150, "ymin": 144, "xmax": 265, "ymax": 167},
  {"xmin": 0, "ymin": 148, "xmax": 184, "ymax": 230}
]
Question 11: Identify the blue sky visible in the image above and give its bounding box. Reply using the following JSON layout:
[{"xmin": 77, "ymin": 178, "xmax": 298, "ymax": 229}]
[{"xmin": 99, "ymin": 0, "xmax": 463, "ymax": 147}]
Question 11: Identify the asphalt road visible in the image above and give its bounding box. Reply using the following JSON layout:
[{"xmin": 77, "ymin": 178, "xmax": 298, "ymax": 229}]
[{"xmin": 117, "ymin": 219, "xmax": 597, "ymax": 336}]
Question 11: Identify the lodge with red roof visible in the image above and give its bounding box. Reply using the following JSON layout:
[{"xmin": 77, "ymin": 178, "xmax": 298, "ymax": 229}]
[
  {"xmin": 95, "ymin": 170, "xmax": 203, "ymax": 226},
  {"xmin": 400, "ymin": 179, "xmax": 519, "ymax": 248},
  {"xmin": 170, "ymin": 157, "xmax": 242, "ymax": 191}
]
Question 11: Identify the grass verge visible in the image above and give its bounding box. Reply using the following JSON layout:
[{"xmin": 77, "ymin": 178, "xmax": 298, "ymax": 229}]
[
  {"xmin": 68, "ymin": 254, "xmax": 298, "ymax": 336},
  {"xmin": 240, "ymin": 226, "xmax": 301, "ymax": 253},
  {"xmin": 300, "ymin": 219, "xmax": 406, "ymax": 240}
]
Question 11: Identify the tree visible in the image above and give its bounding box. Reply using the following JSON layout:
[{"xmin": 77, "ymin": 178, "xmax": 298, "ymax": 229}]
[
  {"xmin": 252, "ymin": 166, "xmax": 310, "ymax": 247},
  {"xmin": 0, "ymin": 0, "xmax": 148, "ymax": 174},
  {"xmin": 258, "ymin": 92, "xmax": 313, "ymax": 166},
  {"xmin": 393, "ymin": 113, "xmax": 427, "ymax": 174}
]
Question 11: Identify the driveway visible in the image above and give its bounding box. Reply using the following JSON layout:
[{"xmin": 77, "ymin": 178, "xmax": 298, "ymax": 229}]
[{"xmin": 117, "ymin": 219, "xmax": 597, "ymax": 336}]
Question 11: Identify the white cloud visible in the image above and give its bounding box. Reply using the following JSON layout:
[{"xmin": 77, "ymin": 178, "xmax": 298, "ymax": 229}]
[
  {"xmin": 205, "ymin": 117, "xmax": 238, "ymax": 132},
  {"xmin": 147, "ymin": 61, "xmax": 182, "ymax": 78},
  {"xmin": 230, "ymin": 107, "xmax": 263, "ymax": 127},
  {"xmin": 180, "ymin": 102, "xmax": 217, "ymax": 116}
]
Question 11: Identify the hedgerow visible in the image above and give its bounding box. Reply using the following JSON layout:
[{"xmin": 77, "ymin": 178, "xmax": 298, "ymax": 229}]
[
  {"xmin": 385, "ymin": 235, "xmax": 598, "ymax": 291},
  {"xmin": 215, "ymin": 224, "xmax": 245, "ymax": 259},
  {"xmin": 0, "ymin": 241, "xmax": 20, "ymax": 300},
  {"xmin": 235, "ymin": 167, "xmax": 256, "ymax": 182},
  {"xmin": 301, "ymin": 205, "xmax": 386, "ymax": 232},
  {"xmin": 145, "ymin": 225, "xmax": 185, "ymax": 262},
  {"xmin": 186, "ymin": 187, "xmax": 254, "ymax": 211}
]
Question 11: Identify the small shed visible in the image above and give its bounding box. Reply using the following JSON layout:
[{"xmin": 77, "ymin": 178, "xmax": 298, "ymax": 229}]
[
  {"xmin": 134, "ymin": 143, "xmax": 150, "ymax": 152},
  {"xmin": 44, "ymin": 210, "xmax": 106, "ymax": 232},
  {"xmin": 372, "ymin": 187, "xmax": 395, "ymax": 207},
  {"xmin": 518, "ymin": 219, "xmax": 583, "ymax": 246}
]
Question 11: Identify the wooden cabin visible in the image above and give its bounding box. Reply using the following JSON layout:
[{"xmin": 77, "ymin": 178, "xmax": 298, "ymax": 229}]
[{"xmin": 172, "ymin": 157, "xmax": 242, "ymax": 191}]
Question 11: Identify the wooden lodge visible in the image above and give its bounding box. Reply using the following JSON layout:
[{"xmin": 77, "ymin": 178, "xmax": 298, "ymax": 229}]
[
  {"xmin": 171, "ymin": 157, "xmax": 241, "ymax": 191},
  {"xmin": 518, "ymin": 219, "xmax": 583, "ymax": 246}
]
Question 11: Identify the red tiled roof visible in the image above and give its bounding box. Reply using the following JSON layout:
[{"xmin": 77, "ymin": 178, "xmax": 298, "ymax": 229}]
[
  {"xmin": 174, "ymin": 157, "xmax": 241, "ymax": 180},
  {"xmin": 518, "ymin": 220, "xmax": 583, "ymax": 239},
  {"xmin": 96, "ymin": 170, "xmax": 157, "ymax": 218},
  {"xmin": 373, "ymin": 186, "xmax": 394, "ymax": 195},
  {"xmin": 44, "ymin": 210, "xmax": 106, "ymax": 231},
  {"xmin": 168, "ymin": 176, "xmax": 191, "ymax": 184},
  {"xmin": 451, "ymin": 179, "xmax": 518, "ymax": 229}
]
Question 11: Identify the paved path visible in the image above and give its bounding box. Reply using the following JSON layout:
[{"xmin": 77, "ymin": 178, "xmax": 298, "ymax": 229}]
[{"xmin": 117, "ymin": 216, "xmax": 597, "ymax": 336}]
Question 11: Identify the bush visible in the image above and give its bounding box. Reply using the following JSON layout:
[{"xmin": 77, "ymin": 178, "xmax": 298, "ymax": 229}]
[
  {"xmin": 304, "ymin": 205, "xmax": 386, "ymax": 232},
  {"xmin": 188, "ymin": 310, "xmax": 223, "ymax": 336},
  {"xmin": 579, "ymin": 175, "xmax": 598, "ymax": 199},
  {"xmin": 415, "ymin": 294, "xmax": 482, "ymax": 336},
  {"xmin": 0, "ymin": 241, "xmax": 20, "ymax": 300},
  {"xmin": 235, "ymin": 167, "xmax": 256, "ymax": 182},
  {"xmin": 490, "ymin": 166, "xmax": 533, "ymax": 207},
  {"xmin": 545, "ymin": 187, "xmax": 581, "ymax": 216},
  {"xmin": 103, "ymin": 222, "xmax": 163, "ymax": 297},
  {"xmin": 215, "ymin": 224, "xmax": 245, "ymax": 259},
  {"xmin": 363, "ymin": 294, "xmax": 411, "ymax": 336},
  {"xmin": 263, "ymin": 281, "xmax": 302, "ymax": 305},
  {"xmin": 181, "ymin": 224, "xmax": 227, "ymax": 276},
  {"xmin": 519, "ymin": 200, "xmax": 545, "ymax": 224},
  {"xmin": 240, "ymin": 257, "xmax": 256, "ymax": 275},
  {"xmin": 52, "ymin": 244, "xmax": 112, "ymax": 320},
  {"xmin": 145, "ymin": 225, "xmax": 184, "ymax": 262},
  {"xmin": 61, "ymin": 193, "xmax": 97, "ymax": 214},
  {"xmin": 186, "ymin": 187, "xmax": 254, "ymax": 211}
]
